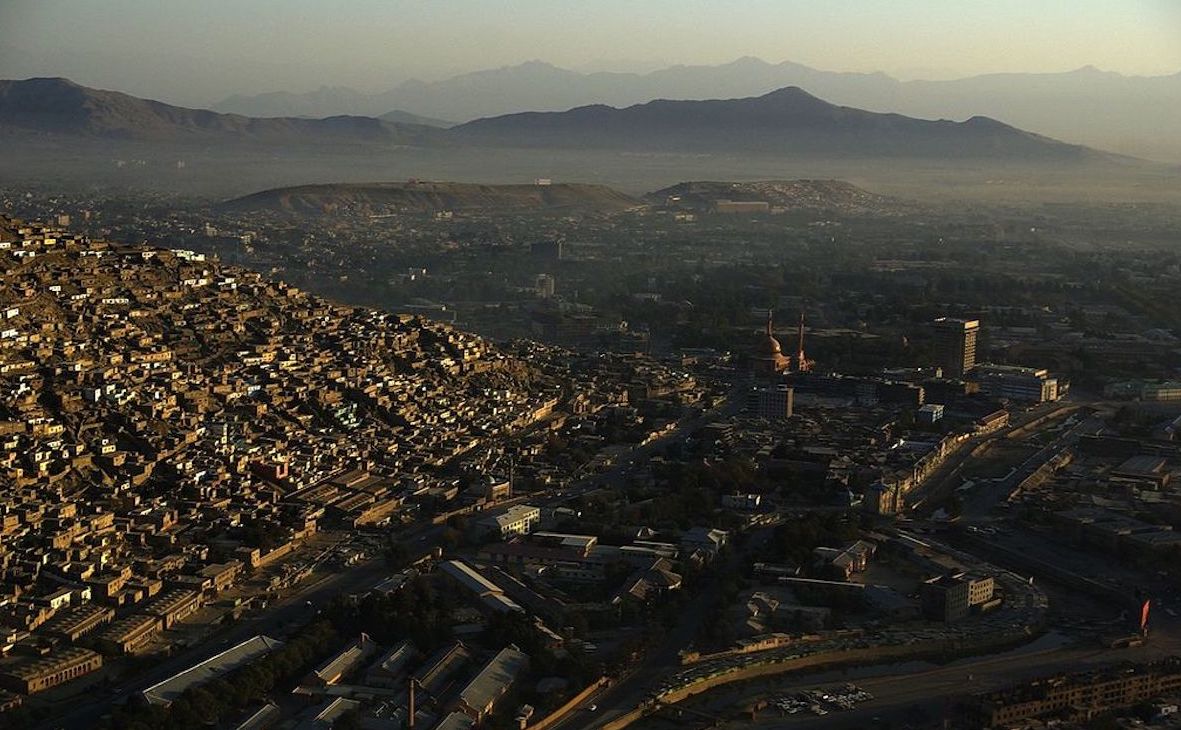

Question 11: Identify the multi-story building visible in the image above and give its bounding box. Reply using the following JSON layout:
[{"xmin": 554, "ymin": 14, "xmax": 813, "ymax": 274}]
[
  {"xmin": 137, "ymin": 589, "xmax": 200, "ymax": 629},
  {"xmin": 535, "ymin": 274, "xmax": 555, "ymax": 299},
  {"xmin": 921, "ymin": 572, "xmax": 995, "ymax": 622},
  {"xmin": 746, "ymin": 385, "xmax": 794, "ymax": 419},
  {"xmin": 970, "ymin": 364, "xmax": 1059, "ymax": 403},
  {"xmin": 478, "ymin": 505, "xmax": 540, "ymax": 538},
  {"xmin": 0, "ymin": 648, "xmax": 103, "ymax": 694},
  {"xmin": 95, "ymin": 614, "xmax": 163, "ymax": 655},
  {"xmin": 961, "ymin": 658, "xmax": 1181, "ymax": 728},
  {"xmin": 39, "ymin": 604, "xmax": 116, "ymax": 642},
  {"xmin": 933, "ymin": 318, "xmax": 979, "ymax": 378},
  {"xmin": 917, "ymin": 403, "xmax": 944, "ymax": 425}
]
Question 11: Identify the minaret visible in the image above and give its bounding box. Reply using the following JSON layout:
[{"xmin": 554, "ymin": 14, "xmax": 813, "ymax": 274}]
[
  {"xmin": 409, "ymin": 677, "xmax": 416, "ymax": 728},
  {"xmin": 796, "ymin": 311, "xmax": 811, "ymax": 372}
]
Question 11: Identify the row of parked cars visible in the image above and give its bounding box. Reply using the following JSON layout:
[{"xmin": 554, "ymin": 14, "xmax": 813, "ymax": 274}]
[{"xmin": 773, "ymin": 683, "xmax": 873, "ymax": 716}]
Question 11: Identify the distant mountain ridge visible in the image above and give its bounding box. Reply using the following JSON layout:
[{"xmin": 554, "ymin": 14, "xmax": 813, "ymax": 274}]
[
  {"xmin": 0, "ymin": 77, "xmax": 439, "ymax": 146},
  {"xmin": 217, "ymin": 181, "xmax": 641, "ymax": 215},
  {"xmin": 210, "ymin": 57, "xmax": 1181, "ymax": 161},
  {"xmin": 450, "ymin": 87, "xmax": 1107, "ymax": 161},
  {"xmin": 211, "ymin": 84, "xmax": 452, "ymax": 127},
  {"xmin": 4, "ymin": 77, "xmax": 1113, "ymax": 164}
]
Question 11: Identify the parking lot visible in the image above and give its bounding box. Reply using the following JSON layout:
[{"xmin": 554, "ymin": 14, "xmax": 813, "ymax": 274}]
[{"xmin": 770, "ymin": 683, "xmax": 874, "ymax": 717}]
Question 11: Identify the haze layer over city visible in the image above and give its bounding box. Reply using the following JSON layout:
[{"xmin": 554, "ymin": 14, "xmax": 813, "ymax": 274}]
[{"xmin": 1, "ymin": 3, "xmax": 1181, "ymax": 730}]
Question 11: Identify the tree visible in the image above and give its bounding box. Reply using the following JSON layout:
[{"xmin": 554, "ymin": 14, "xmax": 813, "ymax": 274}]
[{"xmin": 333, "ymin": 710, "xmax": 362, "ymax": 730}]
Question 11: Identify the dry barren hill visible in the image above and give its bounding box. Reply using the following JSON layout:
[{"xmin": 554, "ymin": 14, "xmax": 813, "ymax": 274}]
[
  {"xmin": 217, "ymin": 181, "xmax": 643, "ymax": 215},
  {"xmin": 647, "ymin": 179, "xmax": 916, "ymax": 215}
]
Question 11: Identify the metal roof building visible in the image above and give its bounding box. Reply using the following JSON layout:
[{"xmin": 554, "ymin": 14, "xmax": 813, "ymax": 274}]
[
  {"xmin": 141, "ymin": 635, "xmax": 284, "ymax": 705},
  {"xmin": 453, "ymin": 645, "xmax": 529, "ymax": 722}
]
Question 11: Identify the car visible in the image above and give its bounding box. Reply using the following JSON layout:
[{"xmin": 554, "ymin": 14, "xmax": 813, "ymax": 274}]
[{"xmin": 588, "ymin": 705, "xmax": 598, "ymax": 712}]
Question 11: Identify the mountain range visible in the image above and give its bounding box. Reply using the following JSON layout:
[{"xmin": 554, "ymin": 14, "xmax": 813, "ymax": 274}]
[
  {"xmin": 212, "ymin": 84, "xmax": 452, "ymax": 127},
  {"xmin": 210, "ymin": 58, "xmax": 1181, "ymax": 162},
  {"xmin": 449, "ymin": 86, "xmax": 1103, "ymax": 161},
  {"xmin": 0, "ymin": 78, "xmax": 1113, "ymax": 164},
  {"xmin": 0, "ymin": 77, "xmax": 435, "ymax": 146}
]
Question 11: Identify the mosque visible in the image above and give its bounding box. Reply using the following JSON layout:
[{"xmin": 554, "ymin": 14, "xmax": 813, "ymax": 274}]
[{"xmin": 752, "ymin": 310, "xmax": 812, "ymax": 377}]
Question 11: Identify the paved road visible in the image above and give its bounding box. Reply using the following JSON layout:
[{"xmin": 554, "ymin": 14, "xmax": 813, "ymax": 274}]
[{"xmin": 648, "ymin": 636, "xmax": 1177, "ymax": 730}]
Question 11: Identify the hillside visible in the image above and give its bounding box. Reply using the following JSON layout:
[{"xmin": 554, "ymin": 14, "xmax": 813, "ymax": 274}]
[
  {"xmin": 0, "ymin": 77, "xmax": 439, "ymax": 146},
  {"xmin": 647, "ymin": 180, "xmax": 915, "ymax": 215},
  {"xmin": 217, "ymin": 181, "xmax": 642, "ymax": 215},
  {"xmin": 451, "ymin": 86, "xmax": 1113, "ymax": 161}
]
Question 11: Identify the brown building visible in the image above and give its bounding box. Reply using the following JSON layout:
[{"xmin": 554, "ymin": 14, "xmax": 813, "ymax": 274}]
[
  {"xmin": 96, "ymin": 614, "xmax": 163, "ymax": 655},
  {"xmin": 39, "ymin": 603, "xmax": 116, "ymax": 642},
  {"xmin": 137, "ymin": 588, "xmax": 200, "ymax": 629},
  {"xmin": 0, "ymin": 648, "xmax": 103, "ymax": 694},
  {"xmin": 961, "ymin": 658, "xmax": 1181, "ymax": 728},
  {"xmin": 198, "ymin": 561, "xmax": 243, "ymax": 595}
]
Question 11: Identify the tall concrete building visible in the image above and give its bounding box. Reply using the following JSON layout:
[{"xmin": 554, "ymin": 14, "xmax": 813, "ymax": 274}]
[
  {"xmin": 746, "ymin": 384, "xmax": 794, "ymax": 419},
  {"xmin": 933, "ymin": 318, "xmax": 979, "ymax": 378}
]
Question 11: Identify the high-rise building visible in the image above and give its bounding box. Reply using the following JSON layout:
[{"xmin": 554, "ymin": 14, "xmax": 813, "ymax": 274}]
[
  {"xmin": 746, "ymin": 385, "xmax": 794, "ymax": 419},
  {"xmin": 932, "ymin": 318, "xmax": 979, "ymax": 378},
  {"xmin": 535, "ymin": 274, "xmax": 555, "ymax": 299}
]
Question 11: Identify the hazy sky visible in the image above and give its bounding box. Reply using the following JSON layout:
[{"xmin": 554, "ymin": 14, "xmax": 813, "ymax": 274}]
[{"xmin": 2, "ymin": 0, "xmax": 1179, "ymax": 106}]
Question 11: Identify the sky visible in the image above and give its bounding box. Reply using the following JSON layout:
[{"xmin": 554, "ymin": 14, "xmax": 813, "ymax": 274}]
[{"xmin": 2, "ymin": 0, "xmax": 1180, "ymax": 107}]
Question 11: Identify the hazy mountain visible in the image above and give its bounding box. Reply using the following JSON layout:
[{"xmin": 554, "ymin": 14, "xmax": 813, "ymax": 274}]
[
  {"xmin": 212, "ymin": 85, "xmax": 379, "ymax": 117},
  {"xmin": 4, "ymin": 77, "xmax": 1166, "ymax": 204},
  {"xmin": 217, "ymin": 181, "xmax": 641, "ymax": 215},
  {"xmin": 879, "ymin": 66, "xmax": 1181, "ymax": 162},
  {"xmin": 211, "ymin": 84, "xmax": 451, "ymax": 126},
  {"xmin": 377, "ymin": 109, "xmax": 452, "ymax": 128},
  {"xmin": 0, "ymin": 78, "xmax": 439, "ymax": 146},
  {"xmin": 209, "ymin": 58, "xmax": 1181, "ymax": 160},
  {"xmin": 451, "ymin": 87, "xmax": 1110, "ymax": 161},
  {"xmin": 213, "ymin": 58, "xmax": 894, "ymax": 124}
]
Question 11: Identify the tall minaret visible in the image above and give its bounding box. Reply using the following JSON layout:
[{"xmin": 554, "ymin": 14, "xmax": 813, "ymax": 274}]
[{"xmin": 796, "ymin": 311, "xmax": 811, "ymax": 372}]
